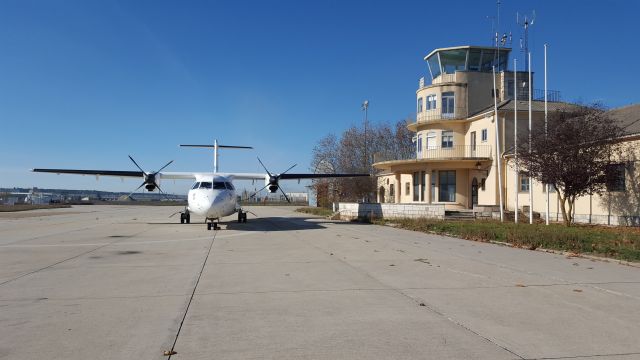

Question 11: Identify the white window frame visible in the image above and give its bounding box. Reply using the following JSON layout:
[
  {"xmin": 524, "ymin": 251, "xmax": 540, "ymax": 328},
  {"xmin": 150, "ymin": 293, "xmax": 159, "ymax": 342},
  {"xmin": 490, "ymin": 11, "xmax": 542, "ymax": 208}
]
[{"xmin": 481, "ymin": 129, "xmax": 488, "ymax": 142}]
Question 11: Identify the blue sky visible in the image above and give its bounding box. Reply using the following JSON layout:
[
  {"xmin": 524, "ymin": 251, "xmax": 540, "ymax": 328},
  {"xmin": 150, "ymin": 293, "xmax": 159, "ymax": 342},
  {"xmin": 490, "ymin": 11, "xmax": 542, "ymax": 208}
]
[{"xmin": 1, "ymin": 0, "xmax": 638, "ymax": 194}]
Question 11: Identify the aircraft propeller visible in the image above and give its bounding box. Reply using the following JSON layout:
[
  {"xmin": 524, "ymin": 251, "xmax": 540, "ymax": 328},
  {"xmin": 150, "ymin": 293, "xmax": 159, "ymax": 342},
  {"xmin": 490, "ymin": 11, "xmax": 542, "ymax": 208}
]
[
  {"xmin": 127, "ymin": 155, "xmax": 173, "ymax": 199},
  {"xmin": 249, "ymin": 157, "xmax": 297, "ymax": 203}
]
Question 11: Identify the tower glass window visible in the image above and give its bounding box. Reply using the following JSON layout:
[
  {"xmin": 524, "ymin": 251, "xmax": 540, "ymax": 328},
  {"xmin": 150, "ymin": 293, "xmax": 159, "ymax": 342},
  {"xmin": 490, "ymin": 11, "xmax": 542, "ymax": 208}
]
[{"xmin": 417, "ymin": 97, "xmax": 423, "ymax": 113}]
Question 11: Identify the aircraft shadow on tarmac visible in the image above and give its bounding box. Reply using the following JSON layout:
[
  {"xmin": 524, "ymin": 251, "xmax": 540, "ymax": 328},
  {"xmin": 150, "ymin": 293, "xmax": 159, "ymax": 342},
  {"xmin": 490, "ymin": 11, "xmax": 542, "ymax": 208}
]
[{"xmin": 148, "ymin": 215, "xmax": 369, "ymax": 232}]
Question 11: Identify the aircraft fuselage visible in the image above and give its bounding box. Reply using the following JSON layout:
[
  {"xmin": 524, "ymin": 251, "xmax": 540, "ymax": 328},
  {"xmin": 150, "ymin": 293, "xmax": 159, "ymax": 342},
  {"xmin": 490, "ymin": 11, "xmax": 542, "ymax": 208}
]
[{"xmin": 187, "ymin": 175, "xmax": 238, "ymax": 220}]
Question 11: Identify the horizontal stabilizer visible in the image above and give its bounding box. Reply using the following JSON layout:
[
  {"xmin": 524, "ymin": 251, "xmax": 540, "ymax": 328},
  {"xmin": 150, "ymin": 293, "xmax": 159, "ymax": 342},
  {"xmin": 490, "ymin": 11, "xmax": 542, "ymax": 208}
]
[{"xmin": 180, "ymin": 144, "xmax": 252, "ymax": 149}]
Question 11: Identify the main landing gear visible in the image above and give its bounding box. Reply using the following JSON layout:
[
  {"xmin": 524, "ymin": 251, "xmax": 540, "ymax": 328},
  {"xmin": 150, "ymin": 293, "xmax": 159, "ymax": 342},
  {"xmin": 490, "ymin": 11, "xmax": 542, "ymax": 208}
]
[
  {"xmin": 180, "ymin": 210, "xmax": 191, "ymax": 224},
  {"xmin": 237, "ymin": 210, "xmax": 248, "ymax": 223}
]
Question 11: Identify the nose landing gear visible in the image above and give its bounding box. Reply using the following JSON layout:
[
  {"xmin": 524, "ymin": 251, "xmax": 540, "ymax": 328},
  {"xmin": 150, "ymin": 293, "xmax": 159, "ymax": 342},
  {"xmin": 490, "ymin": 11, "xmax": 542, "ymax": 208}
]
[
  {"xmin": 237, "ymin": 210, "xmax": 248, "ymax": 223},
  {"xmin": 180, "ymin": 210, "xmax": 191, "ymax": 224},
  {"xmin": 206, "ymin": 219, "xmax": 219, "ymax": 231}
]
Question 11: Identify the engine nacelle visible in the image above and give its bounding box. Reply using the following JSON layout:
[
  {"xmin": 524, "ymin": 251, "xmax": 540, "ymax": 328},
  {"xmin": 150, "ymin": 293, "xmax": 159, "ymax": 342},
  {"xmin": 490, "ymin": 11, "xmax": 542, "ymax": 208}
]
[
  {"xmin": 268, "ymin": 184, "xmax": 278, "ymax": 193},
  {"xmin": 145, "ymin": 184, "xmax": 157, "ymax": 192}
]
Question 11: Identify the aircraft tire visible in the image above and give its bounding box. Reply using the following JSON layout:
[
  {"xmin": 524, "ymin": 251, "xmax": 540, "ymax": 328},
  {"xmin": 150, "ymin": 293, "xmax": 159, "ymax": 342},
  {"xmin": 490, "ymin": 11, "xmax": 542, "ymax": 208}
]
[
  {"xmin": 242, "ymin": 213, "xmax": 247, "ymax": 223},
  {"xmin": 186, "ymin": 215, "xmax": 190, "ymax": 224},
  {"xmin": 180, "ymin": 214, "xmax": 185, "ymax": 224},
  {"xmin": 207, "ymin": 223, "xmax": 212, "ymax": 230}
]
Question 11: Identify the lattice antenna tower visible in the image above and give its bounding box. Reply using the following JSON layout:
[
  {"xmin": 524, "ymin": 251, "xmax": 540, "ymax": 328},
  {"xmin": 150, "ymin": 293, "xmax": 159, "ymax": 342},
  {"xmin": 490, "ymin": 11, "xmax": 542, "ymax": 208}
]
[{"xmin": 517, "ymin": 10, "xmax": 536, "ymax": 71}]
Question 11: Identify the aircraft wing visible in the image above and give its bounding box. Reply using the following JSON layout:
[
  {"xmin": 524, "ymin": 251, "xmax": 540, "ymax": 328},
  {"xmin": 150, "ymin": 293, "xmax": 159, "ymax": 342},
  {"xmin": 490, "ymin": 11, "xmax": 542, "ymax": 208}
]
[
  {"xmin": 278, "ymin": 173, "xmax": 370, "ymax": 180},
  {"xmin": 32, "ymin": 168, "xmax": 201, "ymax": 181}
]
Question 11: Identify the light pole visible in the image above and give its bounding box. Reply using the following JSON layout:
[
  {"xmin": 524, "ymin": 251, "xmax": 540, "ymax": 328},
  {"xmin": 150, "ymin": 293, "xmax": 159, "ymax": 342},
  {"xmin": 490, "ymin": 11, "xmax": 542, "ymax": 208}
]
[{"xmin": 362, "ymin": 100, "xmax": 369, "ymax": 202}]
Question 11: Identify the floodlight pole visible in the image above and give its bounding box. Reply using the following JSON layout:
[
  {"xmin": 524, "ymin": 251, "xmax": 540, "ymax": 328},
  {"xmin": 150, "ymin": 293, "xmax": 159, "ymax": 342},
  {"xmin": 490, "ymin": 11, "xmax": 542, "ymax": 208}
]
[
  {"xmin": 362, "ymin": 100, "xmax": 369, "ymax": 202},
  {"xmin": 514, "ymin": 58, "xmax": 519, "ymax": 224},
  {"xmin": 492, "ymin": 66, "xmax": 504, "ymax": 222},
  {"xmin": 528, "ymin": 52, "xmax": 533, "ymax": 224},
  {"xmin": 544, "ymin": 44, "xmax": 550, "ymax": 225}
]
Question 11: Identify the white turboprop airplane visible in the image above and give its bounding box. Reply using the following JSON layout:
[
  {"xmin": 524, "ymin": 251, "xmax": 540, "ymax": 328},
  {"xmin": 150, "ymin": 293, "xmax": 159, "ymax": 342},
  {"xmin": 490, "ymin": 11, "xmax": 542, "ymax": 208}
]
[{"xmin": 33, "ymin": 140, "xmax": 368, "ymax": 230}]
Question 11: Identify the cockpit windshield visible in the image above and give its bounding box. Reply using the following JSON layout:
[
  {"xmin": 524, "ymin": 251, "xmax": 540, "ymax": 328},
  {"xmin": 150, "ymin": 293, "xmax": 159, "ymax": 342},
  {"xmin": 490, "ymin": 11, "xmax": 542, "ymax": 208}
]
[
  {"xmin": 191, "ymin": 182, "xmax": 200, "ymax": 189},
  {"xmin": 225, "ymin": 182, "xmax": 235, "ymax": 190},
  {"xmin": 213, "ymin": 182, "xmax": 226, "ymax": 189},
  {"xmin": 199, "ymin": 182, "xmax": 212, "ymax": 189}
]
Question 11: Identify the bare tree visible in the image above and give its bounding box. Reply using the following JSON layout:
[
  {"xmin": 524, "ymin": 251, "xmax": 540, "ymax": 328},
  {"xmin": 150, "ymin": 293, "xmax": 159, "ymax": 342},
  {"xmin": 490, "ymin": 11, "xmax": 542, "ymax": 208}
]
[
  {"xmin": 310, "ymin": 119, "xmax": 413, "ymax": 206},
  {"xmin": 516, "ymin": 104, "xmax": 624, "ymax": 225}
]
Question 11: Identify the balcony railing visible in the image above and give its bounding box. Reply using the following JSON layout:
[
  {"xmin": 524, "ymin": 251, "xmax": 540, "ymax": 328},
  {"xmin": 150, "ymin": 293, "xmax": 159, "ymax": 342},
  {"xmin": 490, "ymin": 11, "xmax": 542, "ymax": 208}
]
[
  {"xmin": 374, "ymin": 145, "xmax": 492, "ymax": 163},
  {"xmin": 508, "ymin": 89, "xmax": 562, "ymax": 102},
  {"xmin": 416, "ymin": 107, "xmax": 468, "ymax": 123}
]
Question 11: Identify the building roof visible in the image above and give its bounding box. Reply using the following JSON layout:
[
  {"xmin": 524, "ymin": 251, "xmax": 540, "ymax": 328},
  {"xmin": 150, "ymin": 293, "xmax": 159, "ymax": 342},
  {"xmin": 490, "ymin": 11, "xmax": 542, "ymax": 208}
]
[
  {"xmin": 469, "ymin": 100, "xmax": 579, "ymax": 119},
  {"xmin": 607, "ymin": 104, "xmax": 640, "ymax": 136},
  {"xmin": 423, "ymin": 45, "xmax": 512, "ymax": 61}
]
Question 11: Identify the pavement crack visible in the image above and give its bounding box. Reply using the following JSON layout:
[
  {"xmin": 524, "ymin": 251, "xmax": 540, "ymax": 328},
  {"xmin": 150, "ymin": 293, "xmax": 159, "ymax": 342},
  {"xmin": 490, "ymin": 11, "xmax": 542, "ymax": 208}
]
[{"xmin": 167, "ymin": 230, "xmax": 217, "ymax": 359}]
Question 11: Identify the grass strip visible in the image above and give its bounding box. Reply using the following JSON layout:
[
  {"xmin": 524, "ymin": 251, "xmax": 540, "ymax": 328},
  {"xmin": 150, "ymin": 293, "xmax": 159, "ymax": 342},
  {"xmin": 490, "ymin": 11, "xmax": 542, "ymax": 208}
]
[{"xmin": 377, "ymin": 218, "xmax": 640, "ymax": 262}]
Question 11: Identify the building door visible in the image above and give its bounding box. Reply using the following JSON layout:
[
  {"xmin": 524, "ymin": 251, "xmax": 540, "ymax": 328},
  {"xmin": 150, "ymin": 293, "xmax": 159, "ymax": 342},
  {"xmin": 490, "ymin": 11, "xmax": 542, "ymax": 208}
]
[
  {"xmin": 471, "ymin": 177, "xmax": 479, "ymax": 208},
  {"xmin": 379, "ymin": 186, "xmax": 386, "ymax": 203},
  {"xmin": 470, "ymin": 131, "xmax": 476, "ymax": 157}
]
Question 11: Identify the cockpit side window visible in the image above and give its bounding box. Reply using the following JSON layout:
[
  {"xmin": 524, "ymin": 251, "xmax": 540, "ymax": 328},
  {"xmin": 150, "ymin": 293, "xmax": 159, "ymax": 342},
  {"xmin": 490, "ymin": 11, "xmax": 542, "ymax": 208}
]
[
  {"xmin": 225, "ymin": 182, "xmax": 235, "ymax": 190},
  {"xmin": 199, "ymin": 182, "xmax": 212, "ymax": 189},
  {"xmin": 191, "ymin": 182, "xmax": 200, "ymax": 190},
  {"xmin": 213, "ymin": 182, "xmax": 226, "ymax": 190}
]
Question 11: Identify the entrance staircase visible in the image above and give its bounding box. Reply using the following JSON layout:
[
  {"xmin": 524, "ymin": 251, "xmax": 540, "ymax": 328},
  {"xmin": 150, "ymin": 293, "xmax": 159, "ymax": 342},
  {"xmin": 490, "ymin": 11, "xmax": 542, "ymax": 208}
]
[{"xmin": 445, "ymin": 209, "xmax": 476, "ymax": 221}]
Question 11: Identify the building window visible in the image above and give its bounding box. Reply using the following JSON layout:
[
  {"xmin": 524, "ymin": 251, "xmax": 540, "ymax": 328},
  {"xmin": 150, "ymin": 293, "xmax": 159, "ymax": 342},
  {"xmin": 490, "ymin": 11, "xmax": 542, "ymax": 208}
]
[
  {"xmin": 442, "ymin": 92, "xmax": 455, "ymax": 116},
  {"xmin": 413, "ymin": 173, "xmax": 420, "ymax": 201},
  {"xmin": 507, "ymin": 80, "xmax": 514, "ymax": 98},
  {"xmin": 519, "ymin": 173, "xmax": 530, "ymax": 192},
  {"xmin": 441, "ymin": 130, "xmax": 453, "ymax": 148},
  {"xmin": 426, "ymin": 131, "xmax": 437, "ymax": 150},
  {"xmin": 606, "ymin": 164, "xmax": 626, "ymax": 192},
  {"xmin": 389, "ymin": 183, "xmax": 395, "ymax": 198},
  {"xmin": 417, "ymin": 97, "xmax": 423, "ymax": 113},
  {"xmin": 439, "ymin": 170, "xmax": 456, "ymax": 202},
  {"xmin": 426, "ymin": 94, "xmax": 437, "ymax": 110},
  {"xmin": 481, "ymin": 178, "xmax": 486, "ymax": 191},
  {"xmin": 481, "ymin": 129, "xmax": 488, "ymax": 142},
  {"xmin": 405, "ymin": 182, "xmax": 410, "ymax": 197}
]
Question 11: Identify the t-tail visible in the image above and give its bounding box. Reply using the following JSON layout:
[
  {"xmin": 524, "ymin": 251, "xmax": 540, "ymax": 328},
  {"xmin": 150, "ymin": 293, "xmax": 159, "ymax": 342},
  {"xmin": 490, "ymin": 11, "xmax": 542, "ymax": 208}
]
[{"xmin": 180, "ymin": 140, "xmax": 252, "ymax": 173}]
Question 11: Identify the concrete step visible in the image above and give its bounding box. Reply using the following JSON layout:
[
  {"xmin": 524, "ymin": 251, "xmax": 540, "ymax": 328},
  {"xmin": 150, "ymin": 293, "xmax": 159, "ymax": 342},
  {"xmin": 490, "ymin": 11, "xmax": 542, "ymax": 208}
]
[{"xmin": 445, "ymin": 210, "xmax": 476, "ymax": 220}]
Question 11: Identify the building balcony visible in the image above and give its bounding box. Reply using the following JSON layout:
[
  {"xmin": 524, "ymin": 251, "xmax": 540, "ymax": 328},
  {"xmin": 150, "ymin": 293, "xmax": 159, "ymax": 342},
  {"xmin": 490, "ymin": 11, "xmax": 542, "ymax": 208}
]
[
  {"xmin": 419, "ymin": 73, "xmax": 459, "ymax": 88},
  {"xmin": 374, "ymin": 145, "xmax": 492, "ymax": 165},
  {"xmin": 410, "ymin": 107, "xmax": 469, "ymax": 130}
]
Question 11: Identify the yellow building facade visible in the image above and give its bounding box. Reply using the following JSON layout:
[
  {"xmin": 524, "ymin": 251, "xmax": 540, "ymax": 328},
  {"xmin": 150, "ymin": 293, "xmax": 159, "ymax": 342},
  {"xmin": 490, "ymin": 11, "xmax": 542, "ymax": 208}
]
[{"xmin": 374, "ymin": 45, "xmax": 640, "ymax": 225}]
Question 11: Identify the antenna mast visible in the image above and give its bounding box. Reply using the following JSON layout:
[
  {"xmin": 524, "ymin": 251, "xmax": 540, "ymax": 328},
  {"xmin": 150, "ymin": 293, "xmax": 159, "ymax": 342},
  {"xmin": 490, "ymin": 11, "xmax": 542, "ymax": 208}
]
[{"xmin": 517, "ymin": 10, "xmax": 536, "ymax": 71}]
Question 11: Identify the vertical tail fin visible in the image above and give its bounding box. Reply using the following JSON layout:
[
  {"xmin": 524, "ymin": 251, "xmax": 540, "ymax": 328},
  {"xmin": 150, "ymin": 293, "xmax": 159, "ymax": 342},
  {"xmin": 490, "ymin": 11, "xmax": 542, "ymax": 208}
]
[{"xmin": 180, "ymin": 140, "xmax": 252, "ymax": 172}]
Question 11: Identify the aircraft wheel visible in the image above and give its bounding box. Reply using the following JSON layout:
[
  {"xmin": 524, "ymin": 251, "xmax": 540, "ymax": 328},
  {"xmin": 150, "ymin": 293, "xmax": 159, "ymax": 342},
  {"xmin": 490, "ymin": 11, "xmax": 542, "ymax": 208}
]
[
  {"xmin": 186, "ymin": 215, "xmax": 190, "ymax": 224},
  {"xmin": 180, "ymin": 214, "xmax": 185, "ymax": 224},
  {"xmin": 237, "ymin": 212, "xmax": 242, "ymax": 223},
  {"xmin": 207, "ymin": 223, "xmax": 212, "ymax": 231},
  {"xmin": 242, "ymin": 213, "xmax": 247, "ymax": 223}
]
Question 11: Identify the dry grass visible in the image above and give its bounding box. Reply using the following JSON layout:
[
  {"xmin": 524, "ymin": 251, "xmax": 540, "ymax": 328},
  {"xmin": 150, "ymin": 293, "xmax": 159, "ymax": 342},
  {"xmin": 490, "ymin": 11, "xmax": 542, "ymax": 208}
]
[{"xmin": 377, "ymin": 218, "xmax": 640, "ymax": 262}]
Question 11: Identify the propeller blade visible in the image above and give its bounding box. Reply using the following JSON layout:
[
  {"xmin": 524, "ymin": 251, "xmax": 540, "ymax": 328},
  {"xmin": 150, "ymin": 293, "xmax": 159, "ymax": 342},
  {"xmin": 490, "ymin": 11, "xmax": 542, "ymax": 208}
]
[
  {"xmin": 278, "ymin": 186, "xmax": 291, "ymax": 203},
  {"xmin": 154, "ymin": 183, "xmax": 171, "ymax": 200},
  {"xmin": 280, "ymin": 163, "xmax": 297, "ymax": 176},
  {"xmin": 128, "ymin": 155, "xmax": 147, "ymax": 175},
  {"xmin": 155, "ymin": 160, "xmax": 174, "ymax": 174},
  {"xmin": 127, "ymin": 182, "xmax": 147, "ymax": 199},
  {"xmin": 256, "ymin": 157, "xmax": 272, "ymax": 177},
  {"xmin": 249, "ymin": 184, "xmax": 270, "ymax": 199}
]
